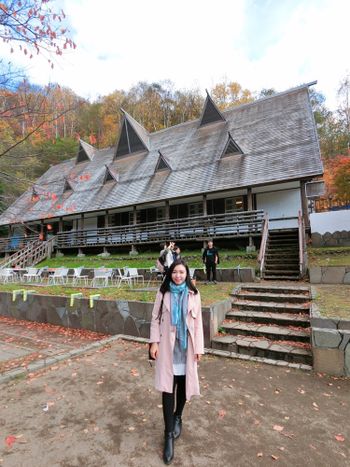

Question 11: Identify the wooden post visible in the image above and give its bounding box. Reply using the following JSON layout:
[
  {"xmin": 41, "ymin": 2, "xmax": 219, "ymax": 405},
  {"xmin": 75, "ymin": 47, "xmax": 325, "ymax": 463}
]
[
  {"xmin": 133, "ymin": 206, "xmax": 137, "ymax": 225},
  {"xmin": 165, "ymin": 201, "xmax": 170, "ymax": 220},
  {"xmin": 203, "ymin": 194, "xmax": 207, "ymax": 216},
  {"xmin": 58, "ymin": 217, "xmax": 63, "ymax": 232},
  {"xmin": 247, "ymin": 187, "xmax": 255, "ymax": 250},
  {"xmin": 105, "ymin": 210, "xmax": 109, "ymax": 228},
  {"xmin": 300, "ymin": 181, "xmax": 310, "ymax": 230}
]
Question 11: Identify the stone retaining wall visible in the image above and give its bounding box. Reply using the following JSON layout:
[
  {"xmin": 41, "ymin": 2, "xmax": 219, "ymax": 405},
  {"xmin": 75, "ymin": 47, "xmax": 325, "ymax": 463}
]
[
  {"xmin": 311, "ymin": 300, "xmax": 350, "ymax": 376},
  {"xmin": 309, "ymin": 266, "xmax": 350, "ymax": 284},
  {"xmin": 0, "ymin": 292, "xmax": 231, "ymax": 348},
  {"xmin": 311, "ymin": 231, "xmax": 350, "ymax": 247}
]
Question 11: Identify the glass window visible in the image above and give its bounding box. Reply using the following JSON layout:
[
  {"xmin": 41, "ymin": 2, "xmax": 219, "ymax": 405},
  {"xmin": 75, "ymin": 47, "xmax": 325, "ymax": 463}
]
[
  {"xmin": 188, "ymin": 202, "xmax": 203, "ymax": 217},
  {"xmin": 225, "ymin": 196, "xmax": 244, "ymax": 213},
  {"xmin": 156, "ymin": 207, "xmax": 166, "ymax": 221}
]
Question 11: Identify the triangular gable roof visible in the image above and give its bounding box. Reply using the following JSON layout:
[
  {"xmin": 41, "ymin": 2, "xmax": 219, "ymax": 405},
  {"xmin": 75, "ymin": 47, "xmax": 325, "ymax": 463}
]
[
  {"xmin": 155, "ymin": 151, "xmax": 172, "ymax": 172},
  {"xmin": 103, "ymin": 165, "xmax": 118, "ymax": 183},
  {"xmin": 199, "ymin": 91, "xmax": 226, "ymax": 127},
  {"xmin": 63, "ymin": 179, "xmax": 74, "ymax": 193},
  {"xmin": 221, "ymin": 132, "xmax": 243, "ymax": 158},
  {"xmin": 76, "ymin": 140, "xmax": 94, "ymax": 163},
  {"xmin": 115, "ymin": 110, "xmax": 149, "ymax": 158}
]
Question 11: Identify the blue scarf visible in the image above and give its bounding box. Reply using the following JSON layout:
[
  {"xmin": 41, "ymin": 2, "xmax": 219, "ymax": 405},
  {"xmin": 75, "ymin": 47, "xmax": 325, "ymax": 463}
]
[{"xmin": 169, "ymin": 281, "xmax": 189, "ymax": 350}]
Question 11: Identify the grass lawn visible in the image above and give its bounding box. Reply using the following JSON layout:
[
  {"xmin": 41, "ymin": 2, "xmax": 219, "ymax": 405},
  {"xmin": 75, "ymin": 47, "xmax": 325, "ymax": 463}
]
[
  {"xmin": 0, "ymin": 281, "xmax": 235, "ymax": 307},
  {"xmin": 313, "ymin": 284, "xmax": 350, "ymax": 319},
  {"xmin": 37, "ymin": 248, "xmax": 258, "ymax": 269},
  {"xmin": 308, "ymin": 246, "xmax": 350, "ymax": 266}
]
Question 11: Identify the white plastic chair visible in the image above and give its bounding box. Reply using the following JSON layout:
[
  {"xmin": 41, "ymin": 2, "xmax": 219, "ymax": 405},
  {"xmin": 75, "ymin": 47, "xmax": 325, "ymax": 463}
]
[
  {"xmin": 115, "ymin": 268, "xmax": 132, "ymax": 287},
  {"xmin": 127, "ymin": 268, "xmax": 144, "ymax": 285},
  {"xmin": 91, "ymin": 268, "xmax": 113, "ymax": 287},
  {"xmin": 22, "ymin": 268, "xmax": 39, "ymax": 283},
  {"xmin": 0, "ymin": 268, "xmax": 16, "ymax": 283},
  {"xmin": 47, "ymin": 268, "xmax": 69, "ymax": 285},
  {"xmin": 70, "ymin": 267, "xmax": 89, "ymax": 286}
]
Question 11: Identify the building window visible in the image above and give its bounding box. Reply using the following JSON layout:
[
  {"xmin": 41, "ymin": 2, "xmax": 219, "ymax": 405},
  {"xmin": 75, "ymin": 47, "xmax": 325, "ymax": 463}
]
[
  {"xmin": 225, "ymin": 197, "xmax": 244, "ymax": 213},
  {"xmin": 188, "ymin": 202, "xmax": 203, "ymax": 217},
  {"xmin": 128, "ymin": 211, "xmax": 141, "ymax": 224},
  {"xmin": 156, "ymin": 207, "xmax": 165, "ymax": 221}
]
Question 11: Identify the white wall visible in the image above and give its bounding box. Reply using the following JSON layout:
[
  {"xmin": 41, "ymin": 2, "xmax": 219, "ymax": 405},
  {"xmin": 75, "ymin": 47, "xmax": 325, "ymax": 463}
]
[
  {"xmin": 310, "ymin": 210, "xmax": 350, "ymax": 234},
  {"xmin": 256, "ymin": 188, "xmax": 301, "ymax": 229}
]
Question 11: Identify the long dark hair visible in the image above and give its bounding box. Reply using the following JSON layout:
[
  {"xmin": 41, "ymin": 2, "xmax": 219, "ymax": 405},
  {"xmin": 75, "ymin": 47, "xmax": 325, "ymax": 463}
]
[{"xmin": 159, "ymin": 259, "xmax": 198, "ymax": 295}]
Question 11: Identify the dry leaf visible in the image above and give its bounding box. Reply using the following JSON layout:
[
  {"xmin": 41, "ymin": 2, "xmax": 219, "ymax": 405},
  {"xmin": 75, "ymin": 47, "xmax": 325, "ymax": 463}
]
[
  {"xmin": 335, "ymin": 434, "xmax": 345, "ymax": 442},
  {"xmin": 271, "ymin": 454, "xmax": 279, "ymax": 460},
  {"xmin": 128, "ymin": 426, "xmax": 135, "ymax": 431},
  {"xmin": 257, "ymin": 452, "xmax": 263, "ymax": 457},
  {"xmin": 218, "ymin": 409, "xmax": 226, "ymax": 419},
  {"xmin": 273, "ymin": 425, "xmax": 284, "ymax": 432}
]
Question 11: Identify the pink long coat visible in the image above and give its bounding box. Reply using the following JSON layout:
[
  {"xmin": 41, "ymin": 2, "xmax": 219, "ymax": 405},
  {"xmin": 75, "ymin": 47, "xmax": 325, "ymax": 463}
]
[{"xmin": 150, "ymin": 289, "xmax": 204, "ymax": 401}]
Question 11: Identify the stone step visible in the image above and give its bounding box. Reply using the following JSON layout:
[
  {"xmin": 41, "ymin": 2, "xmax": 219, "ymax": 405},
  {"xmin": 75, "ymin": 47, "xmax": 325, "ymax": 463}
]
[
  {"xmin": 236, "ymin": 291, "xmax": 310, "ymax": 303},
  {"xmin": 263, "ymin": 275, "xmax": 300, "ymax": 280},
  {"xmin": 226, "ymin": 310, "xmax": 310, "ymax": 327},
  {"xmin": 221, "ymin": 321, "xmax": 310, "ymax": 342},
  {"xmin": 264, "ymin": 269, "xmax": 300, "ymax": 275},
  {"xmin": 211, "ymin": 335, "xmax": 312, "ymax": 365},
  {"xmin": 265, "ymin": 261, "xmax": 299, "ymax": 274},
  {"xmin": 239, "ymin": 284, "xmax": 310, "ymax": 294},
  {"xmin": 232, "ymin": 300, "xmax": 310, "ymax": 314}
]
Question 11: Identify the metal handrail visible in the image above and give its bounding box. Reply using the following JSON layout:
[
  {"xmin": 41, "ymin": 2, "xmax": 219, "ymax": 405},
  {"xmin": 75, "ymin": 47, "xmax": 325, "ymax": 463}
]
[
  {"xmin": 56, "ymin": 210, "xmax": 265, "ymax": 248},
  {"xmin": 258, "ymin": 214, "xmax": 269, "ymax": 277}
]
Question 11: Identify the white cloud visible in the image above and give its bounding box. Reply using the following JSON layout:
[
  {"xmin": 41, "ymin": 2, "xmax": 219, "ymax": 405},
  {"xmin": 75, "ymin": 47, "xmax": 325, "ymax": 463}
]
[{"xmin": 0, "ymin": 0, "xmax": 349, "ymax": 109}]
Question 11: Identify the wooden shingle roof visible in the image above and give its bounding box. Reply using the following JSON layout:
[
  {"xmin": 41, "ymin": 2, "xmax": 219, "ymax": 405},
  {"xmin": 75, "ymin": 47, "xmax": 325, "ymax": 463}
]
[{"xmin": 0, "ymin": 83, "xmax": 323, "ymax": 225}]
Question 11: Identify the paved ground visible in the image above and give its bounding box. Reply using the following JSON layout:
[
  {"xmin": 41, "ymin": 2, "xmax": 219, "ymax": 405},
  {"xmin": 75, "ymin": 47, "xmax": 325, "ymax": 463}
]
[
  {"xmin": 0, "ymin": 316, "xmax": 105, "ymax": 375},
  {"xmin": 0, "ymin": 329, "xmax": 349, "ymax": 467}
]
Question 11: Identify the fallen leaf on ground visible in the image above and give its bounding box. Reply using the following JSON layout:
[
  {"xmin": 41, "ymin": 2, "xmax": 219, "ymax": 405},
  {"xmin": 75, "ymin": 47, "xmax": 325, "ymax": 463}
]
[
  {"xmin": 273, "ymin": 425, "xmax": 284, "ymax": 432},
  {"xmin": 335, "ymin": 434, "xmax": 345, "ymax": 442},
  {"xmin": 218, "ymin": 409, "xmax": 226, "ymax": 419},
  {"xmin": 5, "ymin": 436, "xmax": 17, "ymax": 448},
  {"xmin": 257, "ymin": 452, "xmax": 263, "ymax": 457},
  {"xmin": 271, "ymin": 455, "xmax": 279, "ymax": 460}
]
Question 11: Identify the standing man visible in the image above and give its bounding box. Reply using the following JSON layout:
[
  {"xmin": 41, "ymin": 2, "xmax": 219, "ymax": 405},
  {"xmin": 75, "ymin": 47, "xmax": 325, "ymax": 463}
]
[{"xmin": 202, "ymin": 240, "xmax": 219, "ymax": 284}]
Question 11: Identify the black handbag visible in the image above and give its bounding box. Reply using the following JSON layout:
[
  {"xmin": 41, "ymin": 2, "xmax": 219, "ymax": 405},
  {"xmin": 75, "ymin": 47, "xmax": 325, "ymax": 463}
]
[{"xmin": 149, "ymin": 295, "xmax": 164, "ymax": 362}]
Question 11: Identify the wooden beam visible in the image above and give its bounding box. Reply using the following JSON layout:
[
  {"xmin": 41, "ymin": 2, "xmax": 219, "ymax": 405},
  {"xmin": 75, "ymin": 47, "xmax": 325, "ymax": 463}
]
[{"xmin": 203, "ymin": 194, "xmax": 207, "ymax": 216}]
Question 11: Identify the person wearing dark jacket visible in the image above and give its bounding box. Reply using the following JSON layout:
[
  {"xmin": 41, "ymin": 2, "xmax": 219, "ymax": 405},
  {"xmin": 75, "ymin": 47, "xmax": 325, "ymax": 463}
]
[{"xmin": 202, "ymin": 241, "xmax": 219, "ymax": 284}]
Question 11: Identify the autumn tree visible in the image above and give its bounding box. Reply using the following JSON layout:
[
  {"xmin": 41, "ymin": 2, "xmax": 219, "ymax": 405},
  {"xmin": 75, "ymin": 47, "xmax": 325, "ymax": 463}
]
[{"xmin": 211, "ymin": 80, "xmax": 253, "ymax": 110}]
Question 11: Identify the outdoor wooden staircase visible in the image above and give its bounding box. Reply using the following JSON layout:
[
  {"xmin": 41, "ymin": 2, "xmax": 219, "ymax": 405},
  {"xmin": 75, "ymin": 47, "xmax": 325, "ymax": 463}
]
[
  {"xmin": 211, "ymin": 284, "xmax": 312, "ymax": 367},
  {"xmin": 263, "ymin": 229, "xmax": 300, "ymax": 280},
  {"xmin": 0, "ymin": 236, "xmax": 56, "ymax": 269}
]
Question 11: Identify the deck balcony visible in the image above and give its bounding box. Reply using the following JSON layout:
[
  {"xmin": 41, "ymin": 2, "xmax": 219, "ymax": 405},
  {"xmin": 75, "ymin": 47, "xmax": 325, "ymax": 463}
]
[{"xmin": 55, "ymin": 210, "xmax": 264, "ymax": 249}]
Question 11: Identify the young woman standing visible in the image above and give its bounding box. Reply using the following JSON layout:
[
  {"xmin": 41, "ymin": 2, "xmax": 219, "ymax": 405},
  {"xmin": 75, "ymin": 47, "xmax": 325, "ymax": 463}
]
[{"xmin": 149, "ymin": 259, "xmax": 204, "ymax": 465}]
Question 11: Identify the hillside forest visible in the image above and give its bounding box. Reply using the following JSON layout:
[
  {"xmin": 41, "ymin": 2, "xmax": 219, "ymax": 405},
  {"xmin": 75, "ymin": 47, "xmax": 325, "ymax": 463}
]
[{"xmin": 0, "ymin": 2, "xmax": 349, "ymax": 215}]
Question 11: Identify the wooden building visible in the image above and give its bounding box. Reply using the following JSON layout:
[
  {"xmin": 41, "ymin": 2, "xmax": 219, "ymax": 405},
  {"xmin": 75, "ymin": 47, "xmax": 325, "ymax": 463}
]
[{"xmin": 0, "ymin": 82, "xmax": 323, "ymax": 259}]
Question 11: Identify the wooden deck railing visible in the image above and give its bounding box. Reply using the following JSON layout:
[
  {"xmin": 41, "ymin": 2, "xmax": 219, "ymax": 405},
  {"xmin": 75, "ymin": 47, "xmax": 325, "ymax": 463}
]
[
  {"xmin": 56, "ymin": 210, "xmax": 265, "ymax": 249},
  {"xmin": 0, "ymin": 234, "xmax": 40, "ymax": 253},
  {"xmin": 0, "ymin": 236, "xmax": 56, "ymax": 269}
]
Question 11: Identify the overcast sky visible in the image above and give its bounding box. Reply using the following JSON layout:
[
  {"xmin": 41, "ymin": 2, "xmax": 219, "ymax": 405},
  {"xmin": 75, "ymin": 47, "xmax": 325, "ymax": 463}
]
[{"xmin": 1, "ymin": 0, "xmax": 349, "ymax": 109}]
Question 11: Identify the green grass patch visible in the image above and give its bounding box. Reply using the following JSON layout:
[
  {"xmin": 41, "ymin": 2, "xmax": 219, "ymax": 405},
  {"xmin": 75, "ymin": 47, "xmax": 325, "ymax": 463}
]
[
  {"xmin": 37, "ymin": 248, "xmax": 257, "ymax": 270},
  {"xmin": 308, "ymin": 246, "xmax": 350, "ymax": 266},
  {"xmin": 313, "ymin": 285, "xmax": 350, "ymax": 319},
  {"xmin": 0, "ymin": 281, "xmax": 235, "ymax": 307}
]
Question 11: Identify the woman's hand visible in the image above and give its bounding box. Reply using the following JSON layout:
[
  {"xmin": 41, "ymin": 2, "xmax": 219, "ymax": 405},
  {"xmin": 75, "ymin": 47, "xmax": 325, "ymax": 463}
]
[
  {"xmin": 150, "ymin": 343, "xmax": 159, "ymax": 360},
  {"xmin": 195, "ymin": 354, "xmax": 201, "ymax": 362}
]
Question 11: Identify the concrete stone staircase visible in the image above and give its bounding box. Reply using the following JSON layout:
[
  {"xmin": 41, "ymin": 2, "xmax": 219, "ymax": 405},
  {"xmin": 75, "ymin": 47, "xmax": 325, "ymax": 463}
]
[
  {"xmin": 211, "ymin": 284, "xmax": 312, "ymax": 367},
  {"xmin": 263, "ymin": 229, "xmax": 300, "ymax": 280}
]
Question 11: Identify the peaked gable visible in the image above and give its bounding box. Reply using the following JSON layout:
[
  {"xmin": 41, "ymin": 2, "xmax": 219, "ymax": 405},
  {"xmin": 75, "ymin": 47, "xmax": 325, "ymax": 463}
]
[
  {"xmin": 115, "ymin": 111, "xmax": 149, "ymax": 158},
  {"xmin": 103, "ymin": 165, "xmax": 118, "ymax": 183},
  {"xmin": 63, "ymin": 179, "xmax": 74, "ymax": 193},
  {"xmin": 76, "ymin": 140, "xmax": 94, "ymax": 164},
  {"xmin": 199, "ymin": 91, "xmax": 226, "ymax": 127},
  {"xmin": 155, "ymin": 151, "xmax": 172, "ymax": 172},
  {"xmin": 221, "ymin": 132, "xmax": 243, "ymax": 158}
]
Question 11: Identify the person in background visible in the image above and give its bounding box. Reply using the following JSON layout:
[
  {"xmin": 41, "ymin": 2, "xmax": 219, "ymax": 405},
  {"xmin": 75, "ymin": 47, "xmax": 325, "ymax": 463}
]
[
  {"xmin": 202, "ymin": 240, "xmax": 219, "ymax": 284},
  {"xmin": 172, "ymin": 245, "xmax": 181, "ymax": 262},
  {"xmin": 149, "ymin": 259, "xmax": 204, "ymax": 465}
]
